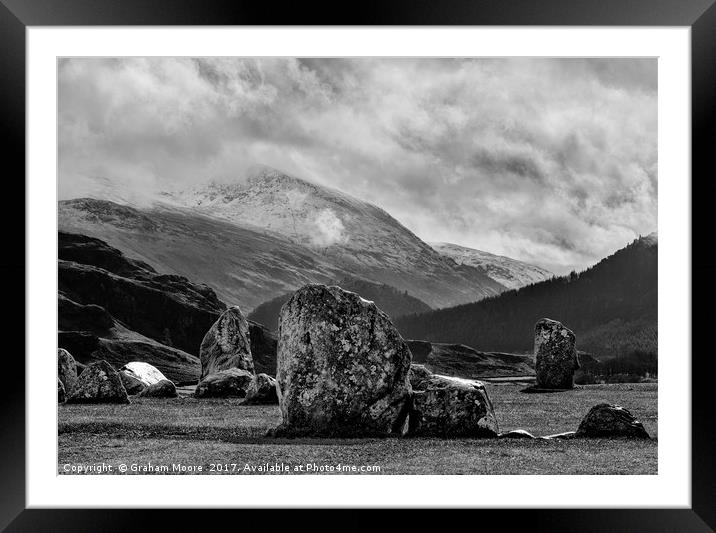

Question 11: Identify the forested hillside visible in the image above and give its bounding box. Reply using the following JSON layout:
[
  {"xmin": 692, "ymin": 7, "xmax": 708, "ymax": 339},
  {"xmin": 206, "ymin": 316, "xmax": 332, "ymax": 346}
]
[{"xmin": 396, "ymin": 234, "xmax": 657, "ymax": 360}]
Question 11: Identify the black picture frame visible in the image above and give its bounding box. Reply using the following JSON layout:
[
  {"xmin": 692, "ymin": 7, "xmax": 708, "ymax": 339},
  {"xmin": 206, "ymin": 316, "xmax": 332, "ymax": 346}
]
[{"xmin": 2, "ymin": 1, "xmax": 713, "ymax": 530}]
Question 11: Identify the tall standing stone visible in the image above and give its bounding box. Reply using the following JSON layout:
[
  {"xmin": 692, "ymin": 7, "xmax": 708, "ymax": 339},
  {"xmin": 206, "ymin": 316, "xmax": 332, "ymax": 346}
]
[
  {"xmin": 275, "ymin": 284, "xmax": 412, "ymax": 437},
  {"xmin": 534, "ymin": 318, "xmax": 580, "ymax": 389},
  {"xmin": 199, "ymin": 306, "xmax": 254, "ymax": 379}
]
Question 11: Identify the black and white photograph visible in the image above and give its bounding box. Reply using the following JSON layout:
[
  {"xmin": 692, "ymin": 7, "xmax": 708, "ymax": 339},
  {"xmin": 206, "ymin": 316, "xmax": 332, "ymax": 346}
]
[{"xmin": 56, "ymin": 56, "xmax": 658, "ymax": 475}]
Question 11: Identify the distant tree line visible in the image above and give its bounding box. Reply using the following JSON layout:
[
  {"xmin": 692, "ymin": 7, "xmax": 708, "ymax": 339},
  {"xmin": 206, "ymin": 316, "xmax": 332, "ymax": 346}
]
[{"xmin": 395, "ymin": 236, "xmax": 657, "ymax": 362}]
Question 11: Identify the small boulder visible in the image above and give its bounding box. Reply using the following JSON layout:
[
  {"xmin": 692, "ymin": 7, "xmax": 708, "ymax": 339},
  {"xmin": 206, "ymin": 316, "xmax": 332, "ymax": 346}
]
[
  {"xmin": 194, "ymin": 368, "xmax": 254, "ymax": 398},
  {"xmin": 499, "ymin": 429, "xmax": 535, "ymax": 439},
  {"xmin": 199, "ymin": 306, "xmax": 254, "ymax": 379},
  {"xmin": 120, "ymin": 362, "xmax": 168, "ymax": 386},
  {"xmin": 244, "ymin": 373, "xmax": 279, "ymax": 405},
  {"xmin": 575, "ymin": 403, "xmax": 650, "ymax": 439},
  {"xmin": 118, "ymin": 362, "xmax": 169, "ymax": 395},
  {"xmin": 137, "ymin": 379, "xmax": 177, "ymax": 398},
  {"xmin": 409, "ymin": 374, "xmax": 499, "ymax": 437},
  {"xmin": 534, "ymin": 318, "xmax": 580, "ymax": 389},
  {"xmin": 275, "ymin": 285, "xmax": 412, "ymax": 437},
  {"xmin": 58, "ymin": 378, "xmax": 66, "ymax": 403},
  {"xmin": 66, "ymin": 360, "xmax": 130, "ymax": 404},
  {"xmin": 58, "ymin": 348, "xmax": 78, "ymax": 395},
  {"xmin": 408, "ymin": 364, "xmax": 433, "ymax": 390},
  {"xmin": 119, "ymin": 371, "xmax": 147, "ymax": 395}
]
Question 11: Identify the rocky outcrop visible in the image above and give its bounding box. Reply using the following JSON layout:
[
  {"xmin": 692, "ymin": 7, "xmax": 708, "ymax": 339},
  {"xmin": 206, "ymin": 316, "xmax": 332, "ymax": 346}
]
[
  {"xmin": 194, "ymin": 368, "xmax": 254, "ymax": 398},
  {"xmin": 137, "ymin": 379, "xmax": 177, "ymax": 398},
  {"xmin": 244, "ymin": 373, "xmax": 279, "ymax": 405},
  {"xmin": 408, "ymin": 374, "xmax": 498, "ymax": 437},
  {"xmin": 58, "ymin": 231, "xmax": 225, "ymax": 356},
  {"xmin": 58, "ymin": 379, "xmax": 66, "ymax": 403},
  {"xmin": 575, "ymin": 403, "xmax": 650, "ymax": 439},
  {"xmin": 58, "ymin": 348, "xmax": 78, "ymax": 395},
  {"xmin": 66, "ymin": 360, "xmax": 130, "ymax": 404},
  {"xmin": 534, "ymin": 318, "xmax": 580, "ymax": 389},
  {"xmin": 274, "ymin": 285, "xmax": 412, "ymax": 437},
  {"xmin": 199, "ymin": 306, "xmax": 254, "ymax": 379}
]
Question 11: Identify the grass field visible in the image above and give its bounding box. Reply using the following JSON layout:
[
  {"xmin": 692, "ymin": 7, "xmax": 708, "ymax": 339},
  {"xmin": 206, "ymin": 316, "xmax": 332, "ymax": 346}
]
[{"xmin": 58, "ymin": 382, "xmax": 657, "ymax": 475}]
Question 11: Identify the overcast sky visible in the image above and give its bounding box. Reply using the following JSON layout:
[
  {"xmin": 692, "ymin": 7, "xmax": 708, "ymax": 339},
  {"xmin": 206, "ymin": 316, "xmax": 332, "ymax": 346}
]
[{"xmin": 58, "ymin": 57, "xmax": 657, "ymax": 274}]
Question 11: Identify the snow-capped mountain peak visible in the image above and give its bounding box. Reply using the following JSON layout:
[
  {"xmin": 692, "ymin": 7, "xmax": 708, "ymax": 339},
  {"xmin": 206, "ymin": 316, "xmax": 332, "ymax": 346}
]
[{"xmin": 430, "ymin": 242, "xmax": 553, "ymax": 290}]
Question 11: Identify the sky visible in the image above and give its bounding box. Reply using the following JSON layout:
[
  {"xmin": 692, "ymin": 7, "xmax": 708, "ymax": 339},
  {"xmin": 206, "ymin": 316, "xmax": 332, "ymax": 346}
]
[{"xmin": 58, "ymin": 57, "xmax": 657, "ymax": 274}]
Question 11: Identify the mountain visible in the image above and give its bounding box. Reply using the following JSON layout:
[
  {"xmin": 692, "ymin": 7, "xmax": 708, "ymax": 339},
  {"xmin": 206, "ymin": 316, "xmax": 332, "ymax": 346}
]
[
  {"xmin": 430, "ymin": 242, "xmax": 553, "ymax": 289},
  {"xmin": 396, "ymin": 234, "xmax": 657, "ymax": 360},
  {"xmin": 58, "ymin": 199, "xmax": 346, "ymax": 312},
  {"xmin": 58, "ymin": 232, "xmax": 280, "ymax": 381},
  {"xmin": 164, "ymin": 166, "xmax": 505, "ymax": 308},
  {"xmin": 248, "ymin": 276, "xmax": 432, "ymax": 331},
  {"xmin": 60, "ymin": 167, "xmax": 505, "ymax": 311}
]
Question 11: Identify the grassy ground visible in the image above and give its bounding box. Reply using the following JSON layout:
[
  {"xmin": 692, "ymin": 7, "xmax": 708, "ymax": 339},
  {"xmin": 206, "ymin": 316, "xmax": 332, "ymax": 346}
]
[{"xmin": 58, "ymin": 383, "xmax": 657, "ymax": 475}]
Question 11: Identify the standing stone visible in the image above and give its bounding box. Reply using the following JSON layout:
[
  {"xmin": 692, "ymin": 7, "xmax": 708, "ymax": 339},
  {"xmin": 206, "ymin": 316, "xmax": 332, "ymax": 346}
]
[
  {"xmin": 66, "ymin": 360, "xmax": 130, "ymax": 404},
  {"xmin": 575, "ymin": 403, "xmax": 650, "ymax": 439},
  {"xmin": 409, "ymin": 374, "xmax": 499, "ymax": 437},
  {"xmin": 199, "ymin": 306, "xmax": 254, "ymax": 379},
  {"xmin": 274, "ymin": 284, "xmax": 412, "ymax": 437},
  {"xmin": 534, "ymin": 318, "xmax": 580, "ymax": 389},
  {"xmin": 58, "ymin": 348, "xmax": 78, "ymax": 395},
  {"xmin": 244, "ymin": 373, "xmax": 279, "ymax": 405},
  {"xmin": 58, "ymin": 378, "xmax": 66, "ymax": 403}
]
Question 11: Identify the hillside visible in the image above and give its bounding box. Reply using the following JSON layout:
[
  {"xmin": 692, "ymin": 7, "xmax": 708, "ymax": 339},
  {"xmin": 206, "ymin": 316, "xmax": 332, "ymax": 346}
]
[
  {"xmin": 430, "ymin": 242, "xmax": 553, "ymax": 289},
  {"xmin": 58, "ymin": 232, "xmax": 279, "ymax": 381},
  {"xmin": 396, "ymin": 234, "xmax": 657, "ymax": 360},
  {"xmin": 248, "ymin": 276, "xmax": 431, "ymax": 331}
]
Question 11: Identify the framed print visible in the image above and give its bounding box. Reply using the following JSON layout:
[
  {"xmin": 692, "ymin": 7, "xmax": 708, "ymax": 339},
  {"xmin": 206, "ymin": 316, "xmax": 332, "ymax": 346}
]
[{"xmin": 2, "ymin": 0, "xmax": 714, "ymax": 530}]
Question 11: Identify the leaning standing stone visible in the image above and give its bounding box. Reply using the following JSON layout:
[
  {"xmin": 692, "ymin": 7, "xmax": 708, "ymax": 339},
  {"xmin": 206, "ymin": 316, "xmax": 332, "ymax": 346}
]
[
  {"xmin": 199, "ymin": 306, "xmax": 254, "ymax": 379},
  {"xmin": 58, "ymin": 348, "xmax": 78, "ymax": 395},
  {"xmin": 575, "ymin": 403, "xmax": 650, "ymax": 439},
  {"xmin": 66, "ymin": 360, "xmax": 130, "ymax": 404},
  {"xmin": 534, "ymin": 318, "xmax": 580, "ymax": 389},
  {"xmin": 275, "ymin": 284, "xmax": 412, "ymax": 437}
]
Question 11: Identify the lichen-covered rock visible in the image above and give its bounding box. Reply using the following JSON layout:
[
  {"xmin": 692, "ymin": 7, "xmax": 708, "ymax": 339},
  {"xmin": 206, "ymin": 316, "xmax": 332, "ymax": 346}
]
[
  {"xmin": 409, "ymin": 364, "xmax": 433, "ymax": 390},
  {"xmin": 137, "ymin": 379, "xmax": 177, "ymax": 398},
  {"xmin": 534, "ymin": 318, "xmax": 580, "ymax": 389},
  {"xmin": 58, "ymin": 378, "xmax": 66, "ymax": 403},
  {"xmin": 244, "ymin": 373, "xmax": 279, "ymax": 405},
  {"xmin": 199, "ymin": 306, "xmax": 254, "ymax": 379},
  {"xmin": 66, "ymin": 360, "xmax": 130, "ymax": 404},
  {"xmin": 58, "ymin": 348, "xmax": 78, "ymax": 395},
  {"xmin": 575, "ymin": 403, "xmax": 650, "ymax": 439},
  {"xmin": 408, "ymin": 374, "xmax": 498, "ymax": 437},
  {"xmin": 275, "ymin": 284, "xmax": 412, "ymax": 437},
  {"xmin": 194, "ymin": 368, "xmax": 254, "ymax": 398}
]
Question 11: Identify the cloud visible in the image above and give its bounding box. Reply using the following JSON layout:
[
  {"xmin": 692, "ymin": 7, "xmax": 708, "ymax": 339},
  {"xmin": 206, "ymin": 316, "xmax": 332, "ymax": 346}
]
[
  {"xmin": 311, "ymin": 209, "xmax": 348, "ymax": 248},
  {"xmin": 58, "ymin": 57, "xmax": 657, "ymax": 273}
]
